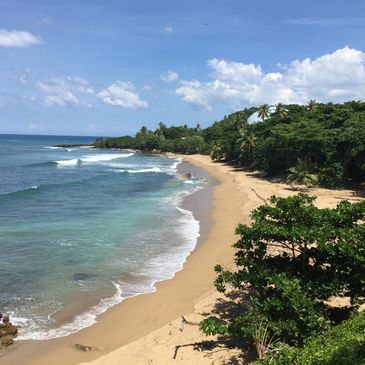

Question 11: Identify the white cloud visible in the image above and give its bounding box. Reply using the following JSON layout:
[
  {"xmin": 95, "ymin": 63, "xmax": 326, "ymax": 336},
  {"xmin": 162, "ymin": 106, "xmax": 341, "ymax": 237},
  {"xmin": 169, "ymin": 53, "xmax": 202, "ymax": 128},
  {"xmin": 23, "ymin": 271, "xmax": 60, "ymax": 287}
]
[
  {"xmin": 44, "ymin": 92, "xmax": 79, "ymax": 107},
  {"xmin": 208, "ymin": 58, "xmax": 263, "ymax": 83},
  {"xmin": 97, "ymin": 81, "xmax": 148, "ymax": 109},
  {"xmin": 0, "ymin": 30, "xmax": 42, "ymax": 48},
  {"xmin": 161, "ymin": 70, "xmax": 179, "ymax": 83},
  {"xmin": 164, "ymin": 26, "xmax": 173, "ymax": 34},
  {"xmin": 36, "ymin": 76, "xmax": 94, "ymax": 107},
  {"xmin": 176, "ymin": 47, "xmax": 365, "ymax": 110},
  {"xmin": 14, "ymin": 68, "xmax": 31, "ymax": 86},
  {"xmin": 143, "ymin": 85, "xmax": 152, "ymax": 90},
  {"xmin": 37, "ymin": 76, "xmax": 94, "ymax": 95}
]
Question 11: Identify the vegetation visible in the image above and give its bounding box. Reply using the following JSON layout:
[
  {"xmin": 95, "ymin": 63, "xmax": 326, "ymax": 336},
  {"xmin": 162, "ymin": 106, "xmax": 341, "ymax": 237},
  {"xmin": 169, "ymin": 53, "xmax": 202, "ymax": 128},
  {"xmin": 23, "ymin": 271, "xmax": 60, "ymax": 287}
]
[
  {"xmin": 199, "ymin": 194, "xmax": 365, "ymax": 360},
  {"xmin": 94, "ymin": 123, "xmax": 209, "ymax": 154},
  {"xmin": 256, "ymin": 312, "xmax": 365, "ymax": 365},
  {"xmin": 94, "ymin": 101, "xmax": 365, "ymax": 187}
]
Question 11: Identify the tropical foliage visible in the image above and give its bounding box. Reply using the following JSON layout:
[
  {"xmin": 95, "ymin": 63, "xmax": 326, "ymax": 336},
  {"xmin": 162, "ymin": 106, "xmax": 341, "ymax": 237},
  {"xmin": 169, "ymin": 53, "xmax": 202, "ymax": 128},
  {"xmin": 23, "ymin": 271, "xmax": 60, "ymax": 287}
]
[
  {"xmin": 256, "ymin": 311, "xmax": 365, "ymax": 365},
  {"xmin": 200, "ymin": 194, "xmax": 365, "ymax": 359},
  {"xmin": 94, "ymin": 101, "xmax": 365, "ymax": 186},
  {"xmin": 287, "ymin": 159, "xmax": 319, "ymax": 186}
]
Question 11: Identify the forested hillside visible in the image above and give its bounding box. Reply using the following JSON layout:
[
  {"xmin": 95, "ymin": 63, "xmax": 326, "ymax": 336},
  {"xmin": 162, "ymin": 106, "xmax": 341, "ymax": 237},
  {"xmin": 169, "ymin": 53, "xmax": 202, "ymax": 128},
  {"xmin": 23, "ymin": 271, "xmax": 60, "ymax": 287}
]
[{"xmin": 95, "ymin": 101, "xmax": 365, "ymax": 186}]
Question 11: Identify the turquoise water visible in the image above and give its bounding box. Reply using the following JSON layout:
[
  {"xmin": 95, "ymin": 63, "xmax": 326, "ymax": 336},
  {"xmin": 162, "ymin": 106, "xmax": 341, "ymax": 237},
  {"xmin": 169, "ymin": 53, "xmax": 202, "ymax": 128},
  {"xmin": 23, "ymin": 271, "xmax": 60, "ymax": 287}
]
[{"xmin": 0, "ymin": 134, "xmax": 206, "ymax": 340}]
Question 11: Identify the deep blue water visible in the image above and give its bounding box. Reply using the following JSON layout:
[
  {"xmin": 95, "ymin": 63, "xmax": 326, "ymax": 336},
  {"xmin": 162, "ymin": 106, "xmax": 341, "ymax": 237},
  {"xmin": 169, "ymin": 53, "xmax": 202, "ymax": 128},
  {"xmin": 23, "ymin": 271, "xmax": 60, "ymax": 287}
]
[{"xmin": 0, "ymin": 134, "xmax": 204, "ymax": 339}]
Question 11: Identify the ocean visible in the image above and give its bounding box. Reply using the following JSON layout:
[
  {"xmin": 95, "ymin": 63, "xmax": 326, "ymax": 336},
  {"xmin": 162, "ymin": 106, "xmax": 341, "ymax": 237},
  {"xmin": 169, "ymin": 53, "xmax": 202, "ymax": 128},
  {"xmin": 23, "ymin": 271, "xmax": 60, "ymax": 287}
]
[{"xmin": 0, "ymin": 134, "xmax": 210, "ymax": 341}]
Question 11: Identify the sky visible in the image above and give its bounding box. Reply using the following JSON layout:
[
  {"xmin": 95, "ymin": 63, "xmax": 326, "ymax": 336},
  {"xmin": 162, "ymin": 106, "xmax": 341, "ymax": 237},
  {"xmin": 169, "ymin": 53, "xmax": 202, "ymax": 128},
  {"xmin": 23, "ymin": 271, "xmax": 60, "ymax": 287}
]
[{"xmin": 1, "ymin": 0, "xmax": 365, "ymax": 136}]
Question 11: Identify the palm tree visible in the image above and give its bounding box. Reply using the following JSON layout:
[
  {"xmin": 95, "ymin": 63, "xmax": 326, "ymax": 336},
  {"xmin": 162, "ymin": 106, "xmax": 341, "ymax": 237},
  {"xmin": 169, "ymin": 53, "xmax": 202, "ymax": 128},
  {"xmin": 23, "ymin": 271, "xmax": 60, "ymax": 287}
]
[
  {"xmin": 158, "ymin": 122, "xmax": 167, "ymax": 136},
  {"xmin": 275, "ymin": 103, "xmax": 288, "ymax": 118},
  {"xmin": 139, "ymin": 126, "xmax": 149, "ymax": 136},
  {"xmin": 307, "ymin": 100, "xmax": 318, "ymax": 112},
  {"xmin": 237, "ymin": 128, "xmax": 257, "ymax": 166},
  {"xmin": 237, "ymin": 128, "xmax": 256, "ymax": 151},
  {"xmin": 210, "ymin": 143, "xmax": 225, "ymax": 161},
  {"xmin": 258, "ymin": 104, "xmax": 271, "ymax": 122},
  {"xmin": 287, "ymin": 159, "xmax": 319, "ymax": 187}
]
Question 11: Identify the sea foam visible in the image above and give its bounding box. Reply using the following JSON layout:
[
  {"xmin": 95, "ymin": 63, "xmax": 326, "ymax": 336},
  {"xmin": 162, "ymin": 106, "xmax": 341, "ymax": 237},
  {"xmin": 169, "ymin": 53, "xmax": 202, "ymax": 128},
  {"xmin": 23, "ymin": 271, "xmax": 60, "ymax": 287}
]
[
  {"xmin": 118, "ymin": 167, "xmax": 162, "ymax": 174},
  {"xmin": 55, "ymin": 153, "xmax": 134, "ymax": 166},
  {"xmin": 14, "ymin": 184, "xmax": 202, "ymax": 341},
  {"xmin": 8, "ymin": 154, "xmax": 203, "ymax": 342}
]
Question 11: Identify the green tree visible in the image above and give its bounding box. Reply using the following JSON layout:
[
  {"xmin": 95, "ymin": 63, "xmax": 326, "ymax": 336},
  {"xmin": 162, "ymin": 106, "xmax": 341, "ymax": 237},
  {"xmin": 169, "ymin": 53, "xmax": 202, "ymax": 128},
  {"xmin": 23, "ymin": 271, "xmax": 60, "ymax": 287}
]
[
  {"xmin": 210, "ymin": 143, "xmax": 226, "ymax": 161},
  {"xmin": 258, "ymin": 104, "xmax": 271, "ymax": 122},
  {"xmin": 201, "ymin": 194, "xmax": 365, "ymax": 352},
  {"xmin": 237, "ymin": 127, "xmax": 257, "ymax": 166},
  {"xmin": 275, "ymin": 103, "xmax": 288, "ymax": 118},
  {"xmin": 157, "ymin": 122, "xmax": 167, "ymax": 136},
  {"xmin": 307, "ymin": 99, "xmax": 318, "ymax": 112},
  {"xmin": 287, "ymin": 159, "xmax": 319, "ymax": 187}
]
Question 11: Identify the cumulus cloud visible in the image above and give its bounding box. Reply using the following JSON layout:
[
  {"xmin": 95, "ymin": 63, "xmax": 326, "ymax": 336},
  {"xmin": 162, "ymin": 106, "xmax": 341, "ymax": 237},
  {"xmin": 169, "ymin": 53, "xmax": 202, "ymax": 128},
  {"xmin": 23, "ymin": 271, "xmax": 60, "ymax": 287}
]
[
  {"xmin": 36, "ymin": 76, "xmax": 94, "ymax": 107},
  {"xmin": 0, "ymin": 30, "xmax": 42, "ymax": 48},
  {"xmin": 164, "ymin": 26, "xmax": 173, "ymax": 34},
  {"xmin": 97, "ymin": 81, "xmax": 148, "ymax": 109},
  {"xmin": 161, "ymin": 70, "xmax": 179, "ymax": 83},
  {"xmin": 176, "ymin": 47, "xmax": 365, "ymax": 110}
]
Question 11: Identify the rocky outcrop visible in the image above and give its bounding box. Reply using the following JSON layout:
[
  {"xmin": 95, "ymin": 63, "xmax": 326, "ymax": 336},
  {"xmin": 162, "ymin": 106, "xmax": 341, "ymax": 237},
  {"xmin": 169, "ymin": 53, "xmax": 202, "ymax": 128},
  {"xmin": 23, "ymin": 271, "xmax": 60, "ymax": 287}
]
[{"xmin": 0, "ymin": 313, "xmax": 18, "ymax": 347}]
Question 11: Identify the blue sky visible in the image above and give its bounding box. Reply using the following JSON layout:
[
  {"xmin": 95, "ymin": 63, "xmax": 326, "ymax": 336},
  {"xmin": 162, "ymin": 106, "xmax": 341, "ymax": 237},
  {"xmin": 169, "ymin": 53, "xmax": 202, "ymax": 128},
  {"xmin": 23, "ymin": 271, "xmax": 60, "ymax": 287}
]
[{"xmin": 1, "ymin": 0, "xmax": 365, "ymax": 136}]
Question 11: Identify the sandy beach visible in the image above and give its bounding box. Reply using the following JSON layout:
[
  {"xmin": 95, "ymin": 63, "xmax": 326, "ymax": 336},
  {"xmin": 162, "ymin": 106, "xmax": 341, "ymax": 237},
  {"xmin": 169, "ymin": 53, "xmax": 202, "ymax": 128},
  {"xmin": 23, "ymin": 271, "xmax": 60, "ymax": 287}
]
[{"xmin": 2, "ymin": 154, "xmax": 364, "ymax": 365}]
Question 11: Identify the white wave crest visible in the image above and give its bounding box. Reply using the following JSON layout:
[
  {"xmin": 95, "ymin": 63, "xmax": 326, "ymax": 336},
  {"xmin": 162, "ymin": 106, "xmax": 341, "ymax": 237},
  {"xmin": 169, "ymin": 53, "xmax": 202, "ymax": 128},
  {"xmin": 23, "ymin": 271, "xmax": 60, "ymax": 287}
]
[
  {"xmin": 170, "ymin": 157, "xmax": 182, "ymax": 170},
  {"xmin": 55, "ymin": 159, "xmax": 81, "ymax": 166},
  {"xmin": 55, "ymin": 153, "xmax": 134, "ymax": 167},
  {"xmin": 82, "ymin": 153, "xmax": 134, "ymax": 163},
  {"xmin": 15, "ymin": 282, "xmax": 126, "ymax": 340},
  {"xmin": 12, "ymin": 157, "xmax": 204, "ymax": 342},
  {"xmin": 119, "ymin": 167, "xmax": 162, "ymax": 174}
]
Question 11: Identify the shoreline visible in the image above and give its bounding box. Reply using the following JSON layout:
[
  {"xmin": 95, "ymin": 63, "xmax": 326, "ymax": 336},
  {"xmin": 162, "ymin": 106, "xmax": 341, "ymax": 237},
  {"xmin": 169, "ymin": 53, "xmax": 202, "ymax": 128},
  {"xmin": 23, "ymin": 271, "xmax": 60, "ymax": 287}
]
[
  {"xmin": 1, "ymin": 154, "xmax": 242, "ymax": 365},
  {"xmin": 3, "ymin": 154, "xmax": 364, "ymax": 365}
]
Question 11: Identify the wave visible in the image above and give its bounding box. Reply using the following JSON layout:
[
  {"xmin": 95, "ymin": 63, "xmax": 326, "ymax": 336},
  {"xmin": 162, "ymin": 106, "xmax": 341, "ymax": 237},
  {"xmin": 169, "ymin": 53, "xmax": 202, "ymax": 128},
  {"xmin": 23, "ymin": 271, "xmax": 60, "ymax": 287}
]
[
  {"xmin": 55, "ymin": 159, "xmax": 81, "ymax": 167},
  {"xmin": 12, "ymin": 183, "xmax": 202, "ymax": 341},
  {"xmin": 0, "ymin": 184, "xmax": 41, "ymax": 197},
  {"xmin": 170, "ymin": 157, "xmax": 182, "ymax": 170},
  {"xmin": 15, "ymin": 281, "xmax": 126, "ymax": 340},
  {"xmin": 55, "ymin": 153, "xmax": 134, "ymax": 167},
  {"xmin": 118, "ymin": 167, "xmax": 162, "ymax": 174}
]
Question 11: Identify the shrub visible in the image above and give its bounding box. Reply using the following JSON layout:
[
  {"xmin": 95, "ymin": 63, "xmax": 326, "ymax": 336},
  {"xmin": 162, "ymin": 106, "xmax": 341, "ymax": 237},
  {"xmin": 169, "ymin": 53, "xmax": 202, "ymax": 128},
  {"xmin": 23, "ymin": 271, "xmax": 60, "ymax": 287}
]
[
  {"xmin": 256, "ymin": 312, "xmax": 365, "ymax": 365},
  {"xmin": 200, "ymin": 194, "xmax": 365, "ymax": 356}
]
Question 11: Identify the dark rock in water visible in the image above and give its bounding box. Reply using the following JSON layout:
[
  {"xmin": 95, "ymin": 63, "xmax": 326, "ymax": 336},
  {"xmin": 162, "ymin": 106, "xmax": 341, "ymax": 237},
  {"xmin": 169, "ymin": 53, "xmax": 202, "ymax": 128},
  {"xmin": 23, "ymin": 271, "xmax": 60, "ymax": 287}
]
[
  {"xmin": 0, "ymin": 335, "xmax": 13, "ymax": 346},
  {"xmin": 0, "ymin": 314, "xmax": 18, "ymax": 347},
  {"xmin": 0, "ymin": 312, "xmax": 2, "ymax": 319},
  {"xmin": 0, "ymin": 314, "xmax": 18, "ymax": 346},
  {"xmin": 5, "ymin": 324, "xmax": 18, "ymax": 336},
  {"xmin": 75, "ymin": 343, "xmax": 93, "ymax": 352},
  {"xmin": 185, "ymin": 173, "xmax": 192, "ymax": 180},
  {"xmin": 73, "ymin": 273, "xmax": 98, "ymax": 281}
]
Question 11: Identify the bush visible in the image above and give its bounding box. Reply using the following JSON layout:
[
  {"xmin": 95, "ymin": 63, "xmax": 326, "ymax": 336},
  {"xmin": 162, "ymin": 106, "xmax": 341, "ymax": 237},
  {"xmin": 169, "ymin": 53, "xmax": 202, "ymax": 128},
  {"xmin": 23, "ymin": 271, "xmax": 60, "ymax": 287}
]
[
  {"xmin": 256, "ymin": 312, "xmax": 365, "ymax": 365},
  {"xmin": 200, "ymin": 194, "xmax": 365, "ymax": 355}
]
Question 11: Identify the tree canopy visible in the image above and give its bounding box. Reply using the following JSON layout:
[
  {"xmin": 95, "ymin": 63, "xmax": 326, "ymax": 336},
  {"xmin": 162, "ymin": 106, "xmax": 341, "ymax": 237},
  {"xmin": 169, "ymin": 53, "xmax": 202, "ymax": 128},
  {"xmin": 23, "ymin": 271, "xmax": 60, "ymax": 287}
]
[
  {"xmin": 94, "ymin": 101, "xmax": 365, "ymax": 186},
  {"xmin": 200, "ymin": 193, "xmax": 365, "ymax": 359}
]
